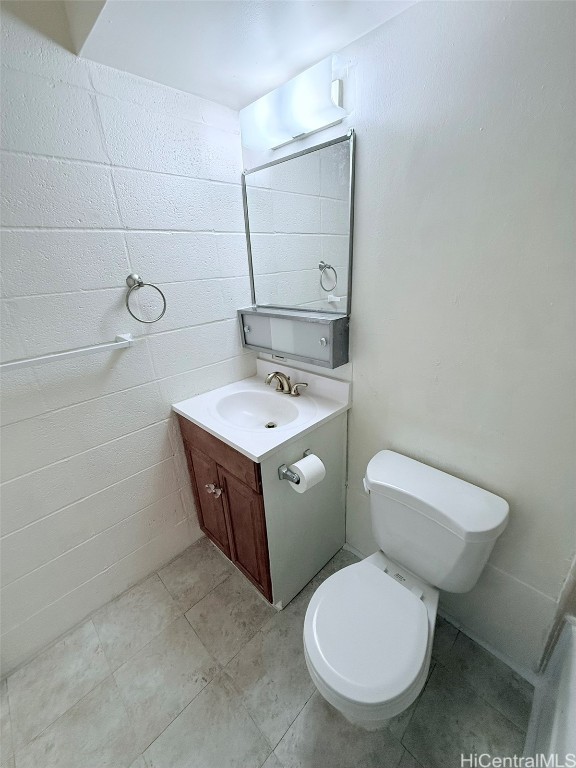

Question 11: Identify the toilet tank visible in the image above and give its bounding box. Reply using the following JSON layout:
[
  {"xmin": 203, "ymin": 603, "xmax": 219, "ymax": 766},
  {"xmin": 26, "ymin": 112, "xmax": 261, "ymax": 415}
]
[{"xmin": 364, "ymin": 451, "xmax": 509, "ymax": 593}]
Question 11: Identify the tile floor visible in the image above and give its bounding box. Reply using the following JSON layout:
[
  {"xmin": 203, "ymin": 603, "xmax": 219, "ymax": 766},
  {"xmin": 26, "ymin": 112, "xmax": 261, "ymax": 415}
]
[{"xmin": 0, "ymin": 537, "xmax": 534, "ymax": 768}]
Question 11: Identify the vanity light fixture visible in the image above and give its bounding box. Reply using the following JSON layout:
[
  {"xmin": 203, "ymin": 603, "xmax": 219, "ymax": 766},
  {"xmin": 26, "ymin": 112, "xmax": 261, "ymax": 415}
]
[{"xmin": 240, "ymin": 57, "xmax": 347, "ymax": 151}]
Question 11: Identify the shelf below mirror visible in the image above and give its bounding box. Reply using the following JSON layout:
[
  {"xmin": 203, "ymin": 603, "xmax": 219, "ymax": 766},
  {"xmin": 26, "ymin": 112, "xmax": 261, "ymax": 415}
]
[{"xmin": 238, "ymin": 306, "xmax": 349, "ymax": 369}]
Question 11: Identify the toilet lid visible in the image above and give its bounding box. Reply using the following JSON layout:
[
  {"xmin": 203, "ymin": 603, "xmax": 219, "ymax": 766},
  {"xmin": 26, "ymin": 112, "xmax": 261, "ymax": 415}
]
[{"xmin": 304, "ymin": 561, "xmax": 429, "ymax": 705}]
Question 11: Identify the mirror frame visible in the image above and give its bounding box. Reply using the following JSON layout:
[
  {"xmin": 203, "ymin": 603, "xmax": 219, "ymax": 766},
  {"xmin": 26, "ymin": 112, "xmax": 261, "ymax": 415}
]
[{"xmin": 241, "ymin": 129, "xmax": 356, "ymax": 316}]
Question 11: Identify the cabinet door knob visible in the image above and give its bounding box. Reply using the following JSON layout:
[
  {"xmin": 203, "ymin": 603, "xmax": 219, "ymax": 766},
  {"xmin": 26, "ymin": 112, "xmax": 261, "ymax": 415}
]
[
  {"xmin": 319, "ymin": 337, "xmax": 328, "ymax": 347},
  {"xmin": 205, "ymin": 483, "xmax": 223, "ymax": 498}
]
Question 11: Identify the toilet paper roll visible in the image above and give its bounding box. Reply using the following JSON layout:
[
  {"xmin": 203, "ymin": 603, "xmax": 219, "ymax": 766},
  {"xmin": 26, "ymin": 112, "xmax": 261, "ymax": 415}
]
[{"xmin": 288, "ymin": 454, "xmax": 326, "ymax": 494}]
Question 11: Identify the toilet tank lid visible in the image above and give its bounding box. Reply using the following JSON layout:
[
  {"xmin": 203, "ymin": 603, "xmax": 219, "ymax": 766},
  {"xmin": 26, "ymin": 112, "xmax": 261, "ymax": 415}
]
[{"xmin": 365, "ymin": 451, "xmax": 509, "ymax": 542}]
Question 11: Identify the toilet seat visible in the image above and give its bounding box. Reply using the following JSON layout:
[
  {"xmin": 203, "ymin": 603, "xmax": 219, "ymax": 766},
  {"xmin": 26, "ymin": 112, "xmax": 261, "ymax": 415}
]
[{"xmin": 304, "ymin": 560, "xmax": 429, "ymax": 707}]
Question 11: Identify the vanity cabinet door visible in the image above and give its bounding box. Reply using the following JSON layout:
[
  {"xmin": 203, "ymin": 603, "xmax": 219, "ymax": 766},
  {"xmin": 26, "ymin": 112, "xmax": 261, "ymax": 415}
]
[
  {"xmin": 187, "ymin": 447, "xmax": 231, "ymax": 558},
  {"xmin": 218, "ymin": 468, "xmax": 272, "ymax": 602}
]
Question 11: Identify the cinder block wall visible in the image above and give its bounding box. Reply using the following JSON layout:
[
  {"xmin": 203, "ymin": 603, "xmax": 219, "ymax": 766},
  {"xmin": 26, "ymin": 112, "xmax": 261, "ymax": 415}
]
[{"xmin": 0, "ymin": 1, "xmax": 255, "ymax": 674}]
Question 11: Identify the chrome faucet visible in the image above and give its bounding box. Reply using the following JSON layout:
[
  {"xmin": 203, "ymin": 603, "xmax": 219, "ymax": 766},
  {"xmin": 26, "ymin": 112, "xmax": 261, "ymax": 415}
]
[
  {"xmin": 265, "ymin": 371, "xmax": 292, "ymax": 394},
  {"xmin": 265, "ymin": 371, "xmax": 309, "ymax": 397}
]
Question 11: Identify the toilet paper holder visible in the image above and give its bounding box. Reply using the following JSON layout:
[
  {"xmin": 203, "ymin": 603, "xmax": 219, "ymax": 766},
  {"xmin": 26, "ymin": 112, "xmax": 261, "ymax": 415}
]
[{"xmin": 278, "ymin": 449, "xmax": 312, "ymax": 485}]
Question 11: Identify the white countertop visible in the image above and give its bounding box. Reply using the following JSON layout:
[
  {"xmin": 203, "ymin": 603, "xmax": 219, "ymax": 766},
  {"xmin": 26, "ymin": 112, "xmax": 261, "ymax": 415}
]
[{"xmin": 172, "ymin": 360, "xmax": 351, "ymax": 463}]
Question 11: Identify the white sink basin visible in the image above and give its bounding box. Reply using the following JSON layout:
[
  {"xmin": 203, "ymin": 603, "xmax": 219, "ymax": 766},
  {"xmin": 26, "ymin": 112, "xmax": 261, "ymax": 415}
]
[
  {"xmin": 215, "ymin": 391, "xmax": 302, "ymax": 429},
  {"xmin": 172, "ymin": 360, "xmax": 350, "ymax": 462}
]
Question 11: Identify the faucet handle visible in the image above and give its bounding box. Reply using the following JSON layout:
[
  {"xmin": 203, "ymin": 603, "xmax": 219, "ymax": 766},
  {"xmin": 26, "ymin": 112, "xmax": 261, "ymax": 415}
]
[{"xmin": 290, "ymin": 382, "xmax": 308, "ymax": 397}]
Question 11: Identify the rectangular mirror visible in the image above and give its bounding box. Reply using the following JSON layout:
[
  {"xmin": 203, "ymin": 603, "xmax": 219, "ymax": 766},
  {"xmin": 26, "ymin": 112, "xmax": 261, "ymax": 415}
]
[{"xmin": 242, "ymin": 130, "xmax": 355, "ymax": 315}]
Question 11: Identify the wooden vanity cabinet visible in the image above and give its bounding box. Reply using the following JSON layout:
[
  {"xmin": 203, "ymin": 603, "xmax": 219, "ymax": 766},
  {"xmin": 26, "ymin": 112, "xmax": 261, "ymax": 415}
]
[{"xmin": 178, "ymin": 416, "xmax": 272, "ymax": 602}]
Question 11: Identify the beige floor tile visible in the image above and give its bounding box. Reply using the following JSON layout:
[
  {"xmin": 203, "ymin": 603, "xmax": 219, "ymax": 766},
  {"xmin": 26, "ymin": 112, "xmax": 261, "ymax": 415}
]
[
  {"xmin": 186, "ymin": 570, "xmax": 276, "ymax": 665},
  {"xmin": 386, "ymin": 662, "xmax": 436, "ymax": 741},
  {"xmin": 262, "ymin": 754, "xmax": 284, "ymax": 768},
  {"xmin": 2, "ymin": 540, "xmax": 535, "ymax": 768},
  {"xmin": 144, "ymin": 675, "xmax": 271, "ymax": 768},
  {"xmin": 158, "ymin": 536, "xmax": 234, "ymax": 611},
  {"xmin": 92, "ymin": 574, "xmax": 180, "ymax": 670},
  {"xmin": 14, "ymin": 678, "xmax": 138, "ymax": 768},
  {"xmin": 115, "ymin": 616, "xmax": 219, "ymax": 751},
  {"xmin": 7, "ymin": 620, "xmax": 109, "ymax": 750},
  {"xmin": 274, "ymin": 692, "xmax": 404, "ymax": 768},
  {"xmin": 397, "ymin": 749, "xmax": 424, "ymax": 768},
  {"xmin": 269, "ymin": 579, "xmax": 316, "ymax": 626},
  {"xmin": 222, "ymin": 548, "xmax": 361, "ymax": 749},
  {"xmin": 313, "ymin": 548, "xmax": 360, "ymax": 582},
  {"xmin": 441, "ymin": 632, "xmax": 534, "ymax": 730},
  {"xmin": 403, "ymin": 664, "xmax": 525, "ymax": 768},
  {"xmin": 1, "ymin": 679, "xmax": 13, "ymax": 762},
  {"xmin": 386, "ymin": 700, "xmax": 417, "ymax": 742},
  {"xmin": 431, "ymin": 616, "xmax": 459, "ymax": 663},
  {"xmin": 225, "ymin": 607, "xmax": 315, "ymax": 747}
]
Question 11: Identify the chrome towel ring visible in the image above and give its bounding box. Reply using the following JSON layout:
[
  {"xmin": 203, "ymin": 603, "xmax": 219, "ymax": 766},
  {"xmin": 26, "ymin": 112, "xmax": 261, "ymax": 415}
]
[
  {"xmin": 319, "ymin": 261, "xmax": 338, "ymax": 292},
  {"xmin": 125, "ymin": 274, "xmax": 167, "ymax": 324}
]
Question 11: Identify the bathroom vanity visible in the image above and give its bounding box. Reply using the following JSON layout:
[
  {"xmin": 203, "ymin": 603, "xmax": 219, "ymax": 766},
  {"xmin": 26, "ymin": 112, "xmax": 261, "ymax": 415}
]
[
  {"xmin": 178, "ymin": 416, "xmax": 272, "ymax": 599},
  {"xmin": 174, "ymin": 131, "xmax": 356, "ymax": 607},
  {"xmin": 173, "ymin": 360, "xmax": 350, "ymax": 608}
]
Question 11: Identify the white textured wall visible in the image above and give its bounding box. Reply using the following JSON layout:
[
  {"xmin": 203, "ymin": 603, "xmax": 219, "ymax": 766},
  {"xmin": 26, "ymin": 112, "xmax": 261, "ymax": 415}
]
[
  {"xmin": 244, "ymin": 1, "xmax": 576, "ymax": 673},
  {"xmin": 0, "ymin": 1, "xmax": 254, "ymax": 674}
]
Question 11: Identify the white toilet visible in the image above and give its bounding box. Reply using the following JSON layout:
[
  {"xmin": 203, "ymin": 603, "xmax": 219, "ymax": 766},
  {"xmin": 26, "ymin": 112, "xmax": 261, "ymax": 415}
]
[{"xmin": 303, "ymin": 450, "xmax": 509, "ymax": 730}]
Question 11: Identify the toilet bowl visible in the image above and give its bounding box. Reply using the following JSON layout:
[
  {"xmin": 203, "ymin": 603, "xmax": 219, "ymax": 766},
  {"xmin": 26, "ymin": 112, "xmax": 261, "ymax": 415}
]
[
  {"xmin": 303, "ymin": 450, "xmax": 509, "ymax": 729},
  {"xmin": 304, "ymin": 551, "xmax": 439, "ymax": 729}
]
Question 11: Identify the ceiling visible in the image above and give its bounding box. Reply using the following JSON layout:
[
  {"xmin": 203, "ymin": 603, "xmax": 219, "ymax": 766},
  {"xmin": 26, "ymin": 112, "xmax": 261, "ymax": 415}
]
[{"xmin": 69, "ymin": 0, "xmax": 415, "ymax": 110}]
